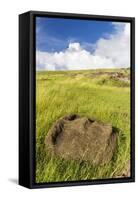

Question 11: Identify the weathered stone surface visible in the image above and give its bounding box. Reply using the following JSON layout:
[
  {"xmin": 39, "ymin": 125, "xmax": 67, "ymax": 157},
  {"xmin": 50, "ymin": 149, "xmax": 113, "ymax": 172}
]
[{"xmin": 45, "ymin": 114, "xmax": 117, "ymax": 165}]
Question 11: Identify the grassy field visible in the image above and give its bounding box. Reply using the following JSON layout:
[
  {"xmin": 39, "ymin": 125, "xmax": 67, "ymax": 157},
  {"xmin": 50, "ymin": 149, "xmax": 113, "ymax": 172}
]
[{"xmin": 36, "ymin": 68, "xmax": 130, "ymax": 183}]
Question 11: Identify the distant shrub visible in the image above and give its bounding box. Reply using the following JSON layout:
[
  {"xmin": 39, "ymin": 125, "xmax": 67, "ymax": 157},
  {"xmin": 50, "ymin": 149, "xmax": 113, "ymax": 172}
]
[{"xmin": 96, "ymin": 75, "xmax": 130, "ymax": 87}]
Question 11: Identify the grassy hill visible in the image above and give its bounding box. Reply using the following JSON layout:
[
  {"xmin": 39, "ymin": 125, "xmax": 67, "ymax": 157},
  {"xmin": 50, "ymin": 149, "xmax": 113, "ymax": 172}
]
[{"xmin": 36, "ymin": 68, "xmax": 130, "ymax": 183}]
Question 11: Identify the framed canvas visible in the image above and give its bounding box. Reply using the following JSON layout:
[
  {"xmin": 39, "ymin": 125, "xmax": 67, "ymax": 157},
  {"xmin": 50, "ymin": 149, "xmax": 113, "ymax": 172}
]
[{"xmin": 19, "ymin": 11, "xmax": 135, "ymax": 189}]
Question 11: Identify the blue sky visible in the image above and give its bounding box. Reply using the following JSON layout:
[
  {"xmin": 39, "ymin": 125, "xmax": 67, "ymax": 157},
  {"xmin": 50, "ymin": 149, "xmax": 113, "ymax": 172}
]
[
  {"xmin": 36, "ymin": 17, "xmax": 130, "ymax": 70},
  {"xmin": 36, "ymin": 17, "xmax": 115, "ymax": 52}
]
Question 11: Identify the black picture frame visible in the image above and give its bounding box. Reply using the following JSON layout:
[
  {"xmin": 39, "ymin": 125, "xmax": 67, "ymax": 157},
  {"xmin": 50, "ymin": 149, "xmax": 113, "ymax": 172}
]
[{"xmin": 19, "ymin": 10, "xmax": 135, "ymax": 189}]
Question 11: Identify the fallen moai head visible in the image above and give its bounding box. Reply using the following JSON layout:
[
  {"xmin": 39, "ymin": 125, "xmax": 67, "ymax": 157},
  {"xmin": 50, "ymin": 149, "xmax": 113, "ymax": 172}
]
[{"xmin": 45, "ymin": 114, "xmax": 117, "ymax": 165}]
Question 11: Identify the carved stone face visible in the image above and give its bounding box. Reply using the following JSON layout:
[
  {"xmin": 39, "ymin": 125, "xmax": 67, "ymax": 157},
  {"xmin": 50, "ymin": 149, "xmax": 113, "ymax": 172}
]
[{"xmin": 45, "ymin": 114, "xmax": 117, "ymax": 165}]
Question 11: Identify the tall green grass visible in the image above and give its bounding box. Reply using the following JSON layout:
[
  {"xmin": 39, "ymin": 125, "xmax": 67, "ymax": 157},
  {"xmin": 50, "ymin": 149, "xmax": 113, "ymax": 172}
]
[{"xmin": 36, "ymin": 69, "xmax": 130, "ymax": 183}]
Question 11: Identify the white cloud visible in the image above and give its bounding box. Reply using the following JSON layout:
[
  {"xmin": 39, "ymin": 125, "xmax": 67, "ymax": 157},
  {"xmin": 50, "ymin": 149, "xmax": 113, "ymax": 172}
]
[{"xmin": 36, "ymin": 22, "xmax": 130, "ymax": 70}]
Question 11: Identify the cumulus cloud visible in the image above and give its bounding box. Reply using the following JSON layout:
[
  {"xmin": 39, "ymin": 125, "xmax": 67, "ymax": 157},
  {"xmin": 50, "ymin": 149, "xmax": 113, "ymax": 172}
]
[{"xmin": 36, "ymin": 22, "xmax": 130, "ymax": 70}]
